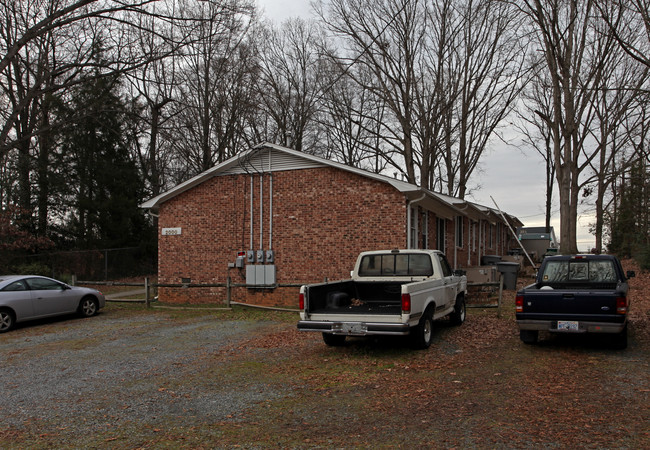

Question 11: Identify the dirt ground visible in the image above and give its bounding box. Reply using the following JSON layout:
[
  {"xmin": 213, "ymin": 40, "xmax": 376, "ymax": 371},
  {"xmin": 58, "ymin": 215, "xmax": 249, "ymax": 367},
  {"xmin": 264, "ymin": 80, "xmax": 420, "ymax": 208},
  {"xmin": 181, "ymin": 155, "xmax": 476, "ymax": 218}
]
[{"xmin": 1, "ymin": 261, "xmax": 648, "ymax": 448}]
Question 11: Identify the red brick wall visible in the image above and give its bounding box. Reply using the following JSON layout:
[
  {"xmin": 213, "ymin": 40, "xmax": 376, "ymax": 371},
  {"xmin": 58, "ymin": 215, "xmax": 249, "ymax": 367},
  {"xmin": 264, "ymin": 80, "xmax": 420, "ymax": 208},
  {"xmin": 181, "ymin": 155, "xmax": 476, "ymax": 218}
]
[{"xmin": 157, "ymin": 167, "xmax": 407, "ymax": 306}]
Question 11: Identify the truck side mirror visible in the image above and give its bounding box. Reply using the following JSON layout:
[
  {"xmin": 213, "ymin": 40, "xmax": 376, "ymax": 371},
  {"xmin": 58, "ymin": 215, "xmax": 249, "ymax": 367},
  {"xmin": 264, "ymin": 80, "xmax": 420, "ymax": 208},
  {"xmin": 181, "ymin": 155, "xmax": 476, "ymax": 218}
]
[
  {"xmin": 454, "ymin": 269, "xmax": 466, "ymax": 277},
  {"xmin": 626, "ymin": 270, "xmax": 635, "ymax": 279}
]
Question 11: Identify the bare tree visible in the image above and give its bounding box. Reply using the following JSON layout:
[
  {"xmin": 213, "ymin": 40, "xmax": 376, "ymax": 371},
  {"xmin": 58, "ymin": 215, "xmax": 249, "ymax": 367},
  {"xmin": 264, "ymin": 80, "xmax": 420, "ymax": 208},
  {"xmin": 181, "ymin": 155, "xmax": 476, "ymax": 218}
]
[
  {"xmin": 317, "ymin": 0, "xmax": 525, "ymax": 196},
  {"xmin": 517, "ymin": 72, "xmax": 556, "ymax": 234},
  {"xmin": 124, "ymin": 0, "xmax": 188, "ymax": 199},
  {"xmin": 435, "ymin": 0, "xmax": 527, "ymax": 198},
  {"xmin": 518, "ymin": 0, "xmax": 621, "ymax": 254},
  {"xmin": 0, "ymin": 0, "xmax": 164, "ymax": 156},
  {"xmin": 586, "ymin": 48, "xmax": 649, "ymax": 253},
  {"xmin": 168, "ymin": 0, "xmax": 257, "ymax": 178},
  {"xmin": 317, "ymin": 0, "xmax": 426, "ymax": 184},
  {"xmin": 317, "ymin": 58, "xmax": 391, "ymax": 172},
  {"xmin": 252, "ymin": 18, "xmax": 325, "ymax": 153},
  {"xmin": 595, "ymin": 0, "xmax": 650, "ymax": 70}
]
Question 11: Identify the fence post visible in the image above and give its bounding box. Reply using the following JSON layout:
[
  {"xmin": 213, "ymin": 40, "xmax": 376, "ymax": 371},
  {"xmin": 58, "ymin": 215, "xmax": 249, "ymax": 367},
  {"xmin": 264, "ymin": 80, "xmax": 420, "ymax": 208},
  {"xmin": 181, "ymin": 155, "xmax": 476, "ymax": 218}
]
[
  {"xmin": 145, "ymin": 277, "xmax": 150, "ymax": 309},
  {"xmin": 71, "ymin": 274, "xmax": 76, "ymax": 286},
  {"xmin": 226, "ymin": 275, "xmax": 231, "ymax": 308}
]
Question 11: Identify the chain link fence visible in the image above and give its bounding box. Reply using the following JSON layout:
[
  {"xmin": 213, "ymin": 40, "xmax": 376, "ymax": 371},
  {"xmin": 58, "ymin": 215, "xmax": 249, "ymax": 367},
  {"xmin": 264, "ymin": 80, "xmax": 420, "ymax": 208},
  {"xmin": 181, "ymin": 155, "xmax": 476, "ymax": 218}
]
[{"xmin": 7, "ymin": 247, "xmax": 156, "ymax": 281}]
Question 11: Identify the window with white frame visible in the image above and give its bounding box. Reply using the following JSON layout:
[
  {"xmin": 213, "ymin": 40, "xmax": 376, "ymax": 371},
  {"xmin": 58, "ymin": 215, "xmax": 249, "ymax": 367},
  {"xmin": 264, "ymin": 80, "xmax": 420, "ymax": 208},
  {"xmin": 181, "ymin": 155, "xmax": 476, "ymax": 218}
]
[
  {"xmin": 421, "ymin": 211, "xmax": 429, "ymax": 249},
  {"xmin": 455, "ymin": 216, "xmax": 464, "ymax": 248},
  {"xmin": 409, "ymin": 207, "xmax": 418, "ymax": 249},
  {"xmin": 471, "ymin": 221, "xmax": 477, "ymax": 252}
]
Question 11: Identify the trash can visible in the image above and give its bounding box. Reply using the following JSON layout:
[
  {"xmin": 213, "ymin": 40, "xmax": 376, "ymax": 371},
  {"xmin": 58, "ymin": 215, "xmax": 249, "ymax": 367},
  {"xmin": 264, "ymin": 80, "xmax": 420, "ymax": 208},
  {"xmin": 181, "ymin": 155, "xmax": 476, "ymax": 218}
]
[
  {"xmin": 481, "ymin": 255, "xmax": 502, "ymax": 266},
  {"xmin": 496, "ymin": 262, "xmax": 519, "ymax": 290}
]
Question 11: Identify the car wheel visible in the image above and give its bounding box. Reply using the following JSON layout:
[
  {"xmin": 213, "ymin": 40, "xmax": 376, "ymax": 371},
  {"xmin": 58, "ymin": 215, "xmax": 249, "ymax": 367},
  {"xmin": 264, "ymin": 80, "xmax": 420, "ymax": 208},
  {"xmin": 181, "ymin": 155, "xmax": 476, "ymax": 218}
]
[
  {"xmin": 322, "ymin": 333, "xmax": 346, "ymax": 347},
  {"xmin": 450, "ymin": 295, "xmax": 466, "ymax": 325},
  {"xmin": 411, "ymin": 309, "xmax": 434, "ymax": 350},
  {"xmin": 79, "ymin": 297, "xmax": 98, "ymax": 317},
  {"xmin": 519, "ymin": 329, "xmax": 538, "ymax": 344},
  {"xmin": 0, "ymin": 309, "xmax": 15, "ymax": 332},
  {"xmin": 612, "ymin": 326, "xmax": 628, "ymax": 349}
]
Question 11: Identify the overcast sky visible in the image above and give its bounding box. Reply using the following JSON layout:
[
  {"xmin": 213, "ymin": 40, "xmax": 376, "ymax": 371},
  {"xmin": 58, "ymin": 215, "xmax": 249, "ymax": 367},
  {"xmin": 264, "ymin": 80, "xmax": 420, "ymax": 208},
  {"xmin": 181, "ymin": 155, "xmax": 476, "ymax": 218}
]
[{"xmin": 256, "ymin": 0, "xmax": 597, "ymax": 251}]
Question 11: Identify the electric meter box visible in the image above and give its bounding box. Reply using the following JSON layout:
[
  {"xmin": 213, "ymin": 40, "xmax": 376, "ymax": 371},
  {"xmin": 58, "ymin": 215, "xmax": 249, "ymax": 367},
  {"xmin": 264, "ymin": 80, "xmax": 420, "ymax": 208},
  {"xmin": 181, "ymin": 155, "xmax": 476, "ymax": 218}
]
[{"xmin": 246, "ymin": 265, "xmax": 276, "ymax": 286}]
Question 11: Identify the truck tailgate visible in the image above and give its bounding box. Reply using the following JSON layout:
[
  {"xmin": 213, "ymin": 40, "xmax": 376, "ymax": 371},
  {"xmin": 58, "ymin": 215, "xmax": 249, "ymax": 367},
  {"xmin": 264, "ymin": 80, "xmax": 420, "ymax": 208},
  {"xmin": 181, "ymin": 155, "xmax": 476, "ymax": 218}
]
[{"xmin": 519, "ymin": 289, "xmax": 624, "ymax": 321}]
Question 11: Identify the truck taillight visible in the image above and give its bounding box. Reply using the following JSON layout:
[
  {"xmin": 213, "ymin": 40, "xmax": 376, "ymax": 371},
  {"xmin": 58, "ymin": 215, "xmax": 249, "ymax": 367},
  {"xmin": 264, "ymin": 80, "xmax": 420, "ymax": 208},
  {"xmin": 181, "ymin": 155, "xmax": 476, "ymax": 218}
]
[
  {"xmin": 515, "ymin": 295, "xmax": 524, "ymax": 313},
  {"xmin": 299, "ymin": 293, "xmax": 305, "ymax": 310},
  {"xmin": 401, "ymin": 293, "xmax": 411, "ymax": 313},
  {"xmin": 616, "ymin": 296, "xmax": 627, "ymax": 314}
]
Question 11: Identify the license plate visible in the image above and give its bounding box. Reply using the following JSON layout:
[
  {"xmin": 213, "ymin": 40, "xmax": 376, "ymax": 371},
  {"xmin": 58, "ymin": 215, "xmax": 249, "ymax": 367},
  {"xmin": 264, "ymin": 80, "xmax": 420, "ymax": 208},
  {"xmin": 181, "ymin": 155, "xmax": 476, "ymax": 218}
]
[
  {"xmin": 334, "ymin": 322, "xmax": 367, "ymax": 335},
  {"xmin": 557, "ymin": 321, "xmax": 579, "ymax": 331}
]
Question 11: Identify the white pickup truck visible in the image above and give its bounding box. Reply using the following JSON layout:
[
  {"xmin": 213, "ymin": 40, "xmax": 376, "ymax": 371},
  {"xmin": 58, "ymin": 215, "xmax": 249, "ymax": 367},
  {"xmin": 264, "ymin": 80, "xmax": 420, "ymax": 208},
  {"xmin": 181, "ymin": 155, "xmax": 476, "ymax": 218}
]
[{"xmin": 297, "ymin": 249, "xmax": 467, "ymax": 349}]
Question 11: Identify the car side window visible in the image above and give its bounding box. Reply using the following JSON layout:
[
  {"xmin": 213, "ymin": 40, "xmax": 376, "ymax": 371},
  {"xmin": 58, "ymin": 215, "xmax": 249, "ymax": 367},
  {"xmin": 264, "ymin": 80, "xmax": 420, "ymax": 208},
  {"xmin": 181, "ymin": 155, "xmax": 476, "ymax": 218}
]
[
  {"xmin": 25, "ymin": 278, "xmax": 63, "ymax": 291},
  {"xmin": 1, "ymin": 280, "xmax": 28, "ymax": 291},
  {"xmin": 438, "ymin": 254, "xmax": 453, "ymax": 277}
]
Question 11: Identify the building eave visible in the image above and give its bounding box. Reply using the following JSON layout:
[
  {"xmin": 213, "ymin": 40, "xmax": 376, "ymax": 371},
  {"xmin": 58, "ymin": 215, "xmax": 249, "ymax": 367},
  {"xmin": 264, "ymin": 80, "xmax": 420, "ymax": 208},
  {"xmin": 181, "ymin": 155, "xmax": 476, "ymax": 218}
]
[{"xmin": 140, "ymin": 143, "xmax": 519, "ymax": 227}]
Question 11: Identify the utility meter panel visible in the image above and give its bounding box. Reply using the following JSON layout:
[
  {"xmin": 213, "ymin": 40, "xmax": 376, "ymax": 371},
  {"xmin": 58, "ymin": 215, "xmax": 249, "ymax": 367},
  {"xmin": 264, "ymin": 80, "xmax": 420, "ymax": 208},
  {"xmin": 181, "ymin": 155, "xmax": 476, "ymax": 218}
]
[
  {"xmin": 246, "ymin": 251, "xmax": 255, "ymax": 263},
  {"xmin": 256, "ymin": 250, "xmax": 265, "ymax": 263},
  {"xmin": 266, "ymin": 250, "xmax": 275, "ymax": 263}
]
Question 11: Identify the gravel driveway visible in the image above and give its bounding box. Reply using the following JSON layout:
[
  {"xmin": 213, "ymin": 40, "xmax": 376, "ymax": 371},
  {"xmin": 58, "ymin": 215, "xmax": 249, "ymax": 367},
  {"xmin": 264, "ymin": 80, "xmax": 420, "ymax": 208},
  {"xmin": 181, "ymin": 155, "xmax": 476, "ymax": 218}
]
[
  {"xmin": 2, "ymin": 283, "xmax": 649, "ymax": 448},
  {"xmin": 1, "ymin": 307, "xmax": 293, "ymax": 447}
]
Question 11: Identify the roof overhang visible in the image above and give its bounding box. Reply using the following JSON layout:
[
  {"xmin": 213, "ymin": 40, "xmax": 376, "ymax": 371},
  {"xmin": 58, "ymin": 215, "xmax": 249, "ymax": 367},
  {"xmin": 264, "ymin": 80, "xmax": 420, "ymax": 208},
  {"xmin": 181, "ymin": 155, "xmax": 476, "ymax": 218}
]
[
  {"xmin": 140, "ymin": 143, "xmax": 522, "ymax": 228},
  {"xmin": 404, "ymin": 190, "xmax": 463, "ymax": 220}
]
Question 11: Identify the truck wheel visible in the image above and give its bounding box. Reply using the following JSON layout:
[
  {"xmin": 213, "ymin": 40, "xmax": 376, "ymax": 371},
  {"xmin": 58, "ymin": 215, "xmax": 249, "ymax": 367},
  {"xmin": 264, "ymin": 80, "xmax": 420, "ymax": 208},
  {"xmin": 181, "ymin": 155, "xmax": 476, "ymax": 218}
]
[
  {"xmin": 519, "ymin": 330, "xmax": 538, "ymax": 344},
  {"xmin": 612, "ymin": 326, "xmax": 628, "ymax": 349},
  {"xmin": 449, "ymin": 295, "xmax": 466, "ymax": 325},
  {"xmin": 411, "ymin": 310, "xmax": 434, "ymax": 350},
  {"xmin": 322, "ymin": 333, "xmax": 346, "ymax": 347}
]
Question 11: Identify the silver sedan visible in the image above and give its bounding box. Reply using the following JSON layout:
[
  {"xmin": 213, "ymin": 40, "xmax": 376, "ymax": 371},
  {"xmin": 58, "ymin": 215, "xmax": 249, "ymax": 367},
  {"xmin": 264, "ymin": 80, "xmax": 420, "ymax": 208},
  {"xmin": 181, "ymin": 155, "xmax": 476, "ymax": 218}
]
[{"xmin": 0, "ymin": 275, "xmax": 106, "ymax": 332}]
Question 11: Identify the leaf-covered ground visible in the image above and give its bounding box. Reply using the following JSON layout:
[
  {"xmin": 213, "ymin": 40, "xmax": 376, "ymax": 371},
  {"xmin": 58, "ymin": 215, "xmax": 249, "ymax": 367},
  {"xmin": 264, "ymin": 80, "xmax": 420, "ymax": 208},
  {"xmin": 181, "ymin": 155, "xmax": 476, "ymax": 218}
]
[
  {"xmin": 211, "ymin": 260, "xmax": 649, "ymax": 448},
  {"xmin": 2, "ymin": 261, "xmax": 648, "ymax": 448}
]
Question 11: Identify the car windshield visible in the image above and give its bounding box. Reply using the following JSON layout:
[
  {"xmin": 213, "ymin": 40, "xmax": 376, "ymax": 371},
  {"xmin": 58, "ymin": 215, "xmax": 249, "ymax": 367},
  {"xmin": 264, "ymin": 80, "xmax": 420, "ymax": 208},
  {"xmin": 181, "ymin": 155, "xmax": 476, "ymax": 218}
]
[
  {"xmin": 542, "ymin": 260, "xmax": 617, "ymax": 283},
  {"xmin": 358, "ymin": 254, "xmax": 433, "ymax": 277}
]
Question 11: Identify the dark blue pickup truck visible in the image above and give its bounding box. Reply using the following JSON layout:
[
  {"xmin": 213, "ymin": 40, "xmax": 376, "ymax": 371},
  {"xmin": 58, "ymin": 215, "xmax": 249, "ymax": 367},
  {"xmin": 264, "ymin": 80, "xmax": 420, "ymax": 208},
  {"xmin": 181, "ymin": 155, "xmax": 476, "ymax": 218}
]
[{"xmin": 515, "ymin": 254, "xmax": 635, "ymax": 348}]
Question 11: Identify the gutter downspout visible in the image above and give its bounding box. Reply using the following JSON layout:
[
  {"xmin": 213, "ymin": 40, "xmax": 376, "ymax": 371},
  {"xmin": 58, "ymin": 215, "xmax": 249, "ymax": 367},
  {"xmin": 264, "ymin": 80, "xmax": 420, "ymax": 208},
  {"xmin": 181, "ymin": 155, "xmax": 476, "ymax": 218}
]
[
  {"xmin": 407, "ymin": 192, "xmax": 427, "ymax": 249},
  {"xmin": 269, "ymin": 151, "xmax": 273, "ymax": 251},
  {"xmin": 250, "ymin": 176, "xmax": 254, "ymax": 250}
]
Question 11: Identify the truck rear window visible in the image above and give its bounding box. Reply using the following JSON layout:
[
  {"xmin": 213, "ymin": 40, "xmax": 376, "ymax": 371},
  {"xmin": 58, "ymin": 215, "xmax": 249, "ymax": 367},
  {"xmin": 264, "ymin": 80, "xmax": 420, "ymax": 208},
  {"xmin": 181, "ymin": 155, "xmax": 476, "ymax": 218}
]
[
  {"xmin": 358, "ymin": 254, "xmax": 433, "ymax": 277},
  {"xmin": 542, "ymin": 260, "xmax": 617, "ymax": 284}
]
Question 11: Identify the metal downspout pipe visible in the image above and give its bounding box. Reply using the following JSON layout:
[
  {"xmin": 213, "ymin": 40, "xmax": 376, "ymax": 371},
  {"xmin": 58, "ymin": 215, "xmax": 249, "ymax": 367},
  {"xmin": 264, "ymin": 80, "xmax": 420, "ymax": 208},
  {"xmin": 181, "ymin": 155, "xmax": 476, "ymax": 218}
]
[{"xmin": 407, "ymin": 192, "xmax": 427, "ymax": 249}]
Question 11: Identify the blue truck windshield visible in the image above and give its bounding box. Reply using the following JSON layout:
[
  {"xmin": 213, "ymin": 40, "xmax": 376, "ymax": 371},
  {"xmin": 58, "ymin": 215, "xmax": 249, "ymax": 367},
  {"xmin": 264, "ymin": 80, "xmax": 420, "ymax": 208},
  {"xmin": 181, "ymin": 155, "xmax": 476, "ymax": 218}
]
[{"xmin": 542, "ymin": 260, "xmax": 617, "ymax": 283}]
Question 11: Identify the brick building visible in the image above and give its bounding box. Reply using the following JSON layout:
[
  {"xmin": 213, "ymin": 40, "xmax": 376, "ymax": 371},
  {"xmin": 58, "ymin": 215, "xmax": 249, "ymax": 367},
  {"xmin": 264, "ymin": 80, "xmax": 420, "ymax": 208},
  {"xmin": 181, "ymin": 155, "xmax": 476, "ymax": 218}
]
[{"xmin": 141, "ymin": 143, "xmax": 522, "ymax": 307}]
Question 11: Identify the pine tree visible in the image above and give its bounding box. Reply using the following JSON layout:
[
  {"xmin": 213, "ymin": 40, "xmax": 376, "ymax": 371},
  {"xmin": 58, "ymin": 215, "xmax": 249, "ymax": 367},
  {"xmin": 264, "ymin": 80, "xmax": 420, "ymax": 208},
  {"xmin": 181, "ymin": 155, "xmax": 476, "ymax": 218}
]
[
  {"xmin": 59, "ymin": 72, "xmax": 152, "ymax": 250},
  {"xmin": 608, "ymin": 160, "xmax": 650, "ymax": 266}
]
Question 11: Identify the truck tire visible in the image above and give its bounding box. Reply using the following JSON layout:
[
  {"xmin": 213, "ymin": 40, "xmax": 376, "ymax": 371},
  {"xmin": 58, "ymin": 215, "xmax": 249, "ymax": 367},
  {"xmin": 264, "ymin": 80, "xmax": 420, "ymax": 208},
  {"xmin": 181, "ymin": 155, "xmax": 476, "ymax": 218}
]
[
  {"xmin": 411, "ymin": 309, "xmax": 434, "ymax": 350},
  {"xmin": 449, "ymin": 295, "xmax": 466, "ymax": 325},
  {"xmin": 519, "ymin": 329, "xmax": 538, "ymax": 344},
  {"xmin": 322, "ymin": 333, "xmax": 346, "ymax": 347}
]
